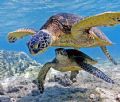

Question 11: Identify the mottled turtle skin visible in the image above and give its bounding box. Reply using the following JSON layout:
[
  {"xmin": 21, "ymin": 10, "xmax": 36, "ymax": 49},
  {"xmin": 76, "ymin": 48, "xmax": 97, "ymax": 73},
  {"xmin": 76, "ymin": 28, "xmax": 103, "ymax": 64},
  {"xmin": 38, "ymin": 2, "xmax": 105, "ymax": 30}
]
[
  {"xmin": 8, "ymin": 12, "xmax": 120, "ymax": 65},
  {"xmin": 37, "ymin": 48, "xmax": 114, "ymax": 93}
]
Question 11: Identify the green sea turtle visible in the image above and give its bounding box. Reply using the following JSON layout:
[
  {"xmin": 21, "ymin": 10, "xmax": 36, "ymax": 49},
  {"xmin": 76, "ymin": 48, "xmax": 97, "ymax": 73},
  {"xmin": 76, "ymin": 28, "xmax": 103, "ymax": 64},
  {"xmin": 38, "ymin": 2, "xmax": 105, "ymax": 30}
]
[
  {"xmin": 8, "ymin": 12, "xmax": 120, "ymax": 65},
  {"xmin": 37, "ymin": 48, "xmax": 114, "ymax": 93}
]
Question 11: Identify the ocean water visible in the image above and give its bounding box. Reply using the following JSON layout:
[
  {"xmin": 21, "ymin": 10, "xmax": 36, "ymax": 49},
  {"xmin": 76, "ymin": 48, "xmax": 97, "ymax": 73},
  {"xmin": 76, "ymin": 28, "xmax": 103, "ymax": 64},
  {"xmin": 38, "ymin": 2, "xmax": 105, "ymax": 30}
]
[
  {"xmin": 0, "ymin": 0, "xmax": 120, "ymax": 64},
  {"xmin": 0, "ymin": 1, "xmax": 120, "ymax": 101}
]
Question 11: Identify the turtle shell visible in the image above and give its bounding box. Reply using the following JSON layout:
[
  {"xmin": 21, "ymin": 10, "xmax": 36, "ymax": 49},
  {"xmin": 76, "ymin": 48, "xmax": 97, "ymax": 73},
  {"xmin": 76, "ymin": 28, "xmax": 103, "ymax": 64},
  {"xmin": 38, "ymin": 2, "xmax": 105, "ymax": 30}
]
[
  {"xmin": 40, "ymin": 13, "xmax": 112, "ymax": 48},
  {"xmin": 41, "ymin": 13, "xmax": 83, "ymax": 34},
  {"xmin": 65, "ymin": 49, "xmax": 97, "ymax": 65}
]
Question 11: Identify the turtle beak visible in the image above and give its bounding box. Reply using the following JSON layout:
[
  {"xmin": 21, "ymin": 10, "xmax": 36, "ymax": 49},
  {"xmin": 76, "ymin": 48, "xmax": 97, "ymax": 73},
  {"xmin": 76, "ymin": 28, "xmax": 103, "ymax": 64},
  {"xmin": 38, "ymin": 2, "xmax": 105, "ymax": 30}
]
[
  {"xmin": 27, "ymin": 42, "xmax": 44, "ymax": 55},
  {"xmin": 29, "ymin": 48, "xmax": 40, "ymax": 55},
  {"xmin": 29, "ymin": 49, "xmax": 36, "ymax": 55},
  {"xmin": 27, "ymin": 42, "xmax": 37, "ymax": 55}
]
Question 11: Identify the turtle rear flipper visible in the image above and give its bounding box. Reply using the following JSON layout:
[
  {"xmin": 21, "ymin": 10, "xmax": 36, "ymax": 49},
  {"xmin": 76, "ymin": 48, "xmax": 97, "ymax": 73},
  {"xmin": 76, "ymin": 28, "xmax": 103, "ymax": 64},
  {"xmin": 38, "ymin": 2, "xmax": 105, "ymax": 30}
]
[
  {"xmin": 78, "ymin": 62, "xmax": 114, "ymax": 84},
  {"xmin": 100, "ymin": 46, "xmax": 117, "ymax": 65},
  {"xmin": 71, "ymin": 12, "xmax": 120, "ymax": 35},
  {"xmin": 8, "ymin": 28, "xmax": 36, "ymax": 43}
]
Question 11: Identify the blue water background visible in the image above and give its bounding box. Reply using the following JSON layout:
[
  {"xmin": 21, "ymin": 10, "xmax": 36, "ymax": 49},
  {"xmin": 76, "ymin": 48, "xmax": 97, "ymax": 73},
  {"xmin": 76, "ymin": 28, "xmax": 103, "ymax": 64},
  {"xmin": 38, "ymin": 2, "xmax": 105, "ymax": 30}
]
[{"xmin": 0, "ymin": 0, "xmax": 120, "ymax": 64}]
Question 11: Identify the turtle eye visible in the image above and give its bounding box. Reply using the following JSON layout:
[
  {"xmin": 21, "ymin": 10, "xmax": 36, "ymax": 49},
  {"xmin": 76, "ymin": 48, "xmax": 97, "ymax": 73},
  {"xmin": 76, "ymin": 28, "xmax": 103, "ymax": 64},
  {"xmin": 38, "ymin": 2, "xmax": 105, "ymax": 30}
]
[
  {"xmin": 60, "ymin": 50, "xmax": 64, "ymax": 55},
  {"xmin": 38, "ymin": 43, "xmax": 40, "ymax": 48},
  {"xmin": 34, "ymin": 44, "xmax": 39, "ymax": 49},
  {"xmin": 60, "ymin": 49, "xmax": 67, "ymax": 55},
  {"xmin": 55, "ymin": 48, "xmax": 67, "ymax": 56}
]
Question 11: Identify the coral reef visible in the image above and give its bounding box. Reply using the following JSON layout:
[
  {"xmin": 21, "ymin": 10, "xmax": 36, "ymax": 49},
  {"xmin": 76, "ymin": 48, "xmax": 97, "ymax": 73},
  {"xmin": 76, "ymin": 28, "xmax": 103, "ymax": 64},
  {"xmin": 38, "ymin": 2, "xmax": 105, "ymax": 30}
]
[
  {"xmin": 0, "ymin": 50, "xmax": 41, "ymax": 79},
  {"xmin": 0, "ymin": 50, "xmax": 120, "ymax": 102}
]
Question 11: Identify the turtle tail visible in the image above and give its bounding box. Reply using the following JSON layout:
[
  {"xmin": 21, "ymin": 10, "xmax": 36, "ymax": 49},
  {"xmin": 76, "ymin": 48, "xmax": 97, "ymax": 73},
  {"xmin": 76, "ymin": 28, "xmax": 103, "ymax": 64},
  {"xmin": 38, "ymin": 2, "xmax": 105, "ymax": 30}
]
[
  {"xmin": 100, "ymin": 46, "xmax": 117, "ymax": 65},
  {"xmin": 79, "ymin": 63, "xmax": 115, "ymax": 84}
]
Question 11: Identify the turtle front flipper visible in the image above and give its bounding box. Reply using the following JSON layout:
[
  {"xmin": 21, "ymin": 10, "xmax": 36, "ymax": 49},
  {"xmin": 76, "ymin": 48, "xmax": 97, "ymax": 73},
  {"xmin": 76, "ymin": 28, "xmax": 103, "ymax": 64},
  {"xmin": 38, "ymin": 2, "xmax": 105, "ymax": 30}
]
[
  {"xmin": 8, "ymin": 28, "xmax": 37, "ymax": 43},
  {"xmin": 78, "ymin": 62, "xmax": 114, "ymax": 84},
  {"xmin": 71, "ymin": 12, "xmax": 120, "ymax": 35},
  {"xmin": 100, "ymin": 46, "xmax": 117, "ymax": 65},
  {"xmin": 37, "ymin": 62, "xmax": 55, "ymax": 93}
]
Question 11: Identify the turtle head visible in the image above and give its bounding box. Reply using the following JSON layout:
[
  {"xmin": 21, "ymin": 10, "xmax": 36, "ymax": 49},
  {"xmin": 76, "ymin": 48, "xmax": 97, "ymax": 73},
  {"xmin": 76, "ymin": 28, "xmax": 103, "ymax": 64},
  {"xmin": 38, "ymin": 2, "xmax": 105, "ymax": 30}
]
[
  {"xmin": 55, "ymin": 48, "xmax": 68, "ymax": 59},
  {"xmin": 27, "ymin": 30, "xmax": 52, "ymax": 55}
]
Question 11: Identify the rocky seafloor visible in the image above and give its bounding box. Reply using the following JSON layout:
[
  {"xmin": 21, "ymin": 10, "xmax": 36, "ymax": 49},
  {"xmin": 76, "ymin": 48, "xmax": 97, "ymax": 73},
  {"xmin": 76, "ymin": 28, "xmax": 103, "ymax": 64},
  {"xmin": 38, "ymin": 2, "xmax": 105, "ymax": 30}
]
[{"xmin": 0, "ymin": 50, "xmax": 120, "ymax": 102}]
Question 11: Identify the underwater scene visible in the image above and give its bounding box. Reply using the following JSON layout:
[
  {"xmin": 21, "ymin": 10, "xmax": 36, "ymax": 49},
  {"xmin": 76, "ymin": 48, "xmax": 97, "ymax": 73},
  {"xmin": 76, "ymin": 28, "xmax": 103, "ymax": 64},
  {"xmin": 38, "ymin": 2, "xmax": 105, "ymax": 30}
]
[{"xmin": 0, "ymin": 0, "xmax": 120, "ymax": 102}]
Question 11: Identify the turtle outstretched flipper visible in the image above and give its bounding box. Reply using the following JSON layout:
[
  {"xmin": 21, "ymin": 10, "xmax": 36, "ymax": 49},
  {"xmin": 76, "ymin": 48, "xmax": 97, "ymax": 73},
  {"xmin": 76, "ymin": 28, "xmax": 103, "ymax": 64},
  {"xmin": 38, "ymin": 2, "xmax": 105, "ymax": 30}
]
[
  {"xmin": 37, "ymin": 62, "xmax": 55, "ymax": 93},
  {"xmin": 72, "ymin": 12, "xmax": 120, "ymax": 35},
  {"xmin": 101, "ymin": 46, "xmax": 117, "ymax": 65},
  {"xmin": 78, "ymin": 63, "xmax": 114, "ymax": 84},
  {"xmin": 8, "ymin": 28, "xmax": 36, "ymax": 43},
  {"xmin": 37, "ymin": 80, "xmax": 44, "ymax": 94}
]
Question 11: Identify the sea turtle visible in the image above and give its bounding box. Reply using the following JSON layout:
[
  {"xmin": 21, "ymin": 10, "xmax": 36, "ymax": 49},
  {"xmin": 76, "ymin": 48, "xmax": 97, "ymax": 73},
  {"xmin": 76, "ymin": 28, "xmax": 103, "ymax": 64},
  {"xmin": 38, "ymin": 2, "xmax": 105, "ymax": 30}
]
[
  {"xmin": 8, "ymin": 12, "xmax": 120, "ymax": 65},
  {"xmin": 37, "ymin": 48, "xmax": 114, "ymax": 93}
]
